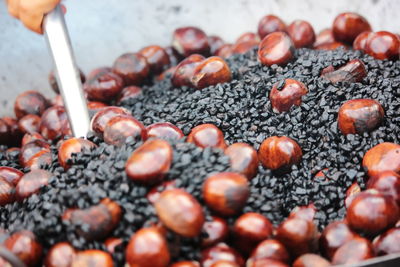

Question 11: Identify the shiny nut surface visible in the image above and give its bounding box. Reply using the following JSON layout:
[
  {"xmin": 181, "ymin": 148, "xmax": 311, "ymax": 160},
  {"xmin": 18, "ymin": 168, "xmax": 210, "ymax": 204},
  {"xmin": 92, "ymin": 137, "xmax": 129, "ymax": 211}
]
[
  {"xmin": 362, "ymin": 142, "xmax": 400, "ymax": 177},
  {"xmin": 4, "ymin": 230, "xmax": 43, "ymax": 267},
  {"xmin": 332, "ymin": 237, "xmax": 374, "ymax": 265},
  {"xmin": 373, "ymin": 227, "xmax": 400, "ymax": 256},
  {"xmin": 249, "ymin": 239, "xmax": 289, "ymax": 263},
  {"xmin": 90, "ymin": 106, "xmax": 131, "ymax": 134},
  {"xmin": 16, "ymin": 169, "xmax": 52, "ymax": 201},
  {"xmin": 0, "ymin": 166, "xmax": 24, "ymax": 185},
  {"xmin": 257, "ymin": 15, "xmax": 287, "ymax": 39},
  {"xmin": 187, "ymin": 124, "xmax": 227, "ymax": 150},
  {"xmin": 258, "ymin": 32, "xmax": 294, "ymax": 66},
  {"xmin": 172, "ymin": 54, "xmax": 205, "ymax": 88},
  {"xmin": 287, "ymin": 20, "xmax": 316, "ymax": 48},
  {"xmin": 332, "ymin": 12, "xmax": 372, "ymax": 44},
  {"xmin": 292, "ymin": 254, "xmax": 330, "ymax": 267},
  {"xmin": 14, "ymin": 90, "xmax": 48, "ymax": 119},
  {"xmin": 112, "ymin": 53, "xmax": 150, "ymax": 86},
  {"xmin": 104, "ymin": 115, "xmax": 147, "ymax": 146},
  {"xmin": 116, "ymin": 86, "xmax": 142, "ymax": 104},
  {"xmin": 146, "ymin": 122, "xmax": 184, "ymax": 140},
  {"xmin": 84, "ymin": 70, "xmax": 125, "ymax": 102},
  {"xmin": 367, "ymin": 171, "xmax": 400, "ymax": 205},
  {"xmin": 322, "ymin": 59, "xmax": 367, "ymax": 84},
  {"xmin": 269, "ymin": 79, "xmax": 308, "ymax": 113},
  {"xmin": 202, "ymin": 216, "xmax": 229, "ymax": 248},
  {"xmin": 365, "ymin": 31, "xmax": 400, "ymax": 60},
  {"xmin": 139, "ymin": 45, "xmax": 171, "ymax": 74},
  {"xmin": 224, "ymin": 143, "xmax": 259, "ymax": 180},
  {"xmin": 172, "ymin": 26, "xmax": 210, "ymax": 57},
  {"xmin": 18, "ymin": 114, "xmax": 41, "ymax": 134},
  {"xmin": 201, "ymin": 243, "xmax": 244, "ymax": 267},
  {"xmin": 314, "ymin": 29, "xmax": 335, "ymax": 47},
  {"xmin": 191, "ymin": 56, "xmax": 232, "ymax": 90},
  {"xmin": 71, "ymin": 250, "xmax": 113, "ymax": 267},
  {"xmin": 0, "ymin": 177, "xmax": 15, "ymax": 206},
  {"xmin": 58, "ymin": 138, "xmax": 97, "ymax": 169},
  {"xmin": 353, "ymin": 31, "xmax": 372, "ymax": 51},
  {"xmin": 45, "ymin": 242, "xmax": 76, "ymax": 267},
  {"xmin": 40, "ymin": 106, "xmax": 71, "ymax": 140}
]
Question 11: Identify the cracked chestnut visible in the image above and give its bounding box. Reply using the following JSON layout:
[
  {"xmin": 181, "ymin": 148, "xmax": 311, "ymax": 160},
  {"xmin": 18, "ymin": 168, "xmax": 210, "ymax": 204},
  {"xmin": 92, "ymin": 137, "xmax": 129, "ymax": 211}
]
[
  {"xmin": 90, "ymin": 106, "xmax": 131, "ymax": 134},
  {"xmin": 201, "ymin": 243, "xmax": 244, "ymax": 267},
  {"xmin": 58, "ymin": 138, "xmax": 97, "ymax": 169},
  {"xmin": 373, "ymin": 227, "xmax": 400, "ymax": 255},
  {"xmin": 202, "ymin": 216, "xmax": 229, "ymax": 248},
  {"xmin": 172, "ymin": 54, "xmax": 205, "ymax": 88},
  {"xmin": 287, "ymin": 20, "xmax": 316, "ymax": 48},
  {"xmin": 146, "ymin": 122, "xmax": 184, "ymax": 140},
  {"xmin": 4, "ymin": 230, "xmax": 42, "ymax": 267},
  {"xmin": 104, "ymin": 115, "xmax": 147, "ymax": 146},
  {"xmin": 332, "ymin": 237, "xmax": 374, "ymax": 265},
  {"xmin": 172, "ymin": 26, "xmax": 210, "ymax": 57},
  {"xmin": 332, "ymin": 12, "xmax": 372, "ymax": 44},
  {"xmin": 191, "ymin": 56, "xmax": 232, "ymax": 89},
  {"xmin": 45, "ymin": 242, "xmax": 76, "ymax": 267},
  {"xmin": 362, "ymin": 142, "xmax": 400, "ymax": 177},
  {"xmin": 139, "ymin": 45, "xmax": 170, "ymax": 74},
  {"xmin": 258, "ymin": 32, "xmax": 294, "ymax": 66},
  {"xmin": 187, "ymin": 124, "xmax": 227, "ymax": 150},
  {"xmin": 257, "ymin": 15, "xmax": 287, "ymax": 39},
  {"xmin": 224, "ymin": 143, "xmax": 259, "ymax": 180},
  {"xmin": 269, "ymin": 79, "xmax": 308, "ymax": 113},
  {"xmin": 112, "ymin": 53, "xmax": 150, "ymax": 86},
  {"xmin": 365, "ymin": 31, "xmax": 400, "ymax": 60},
  {"xmin": 84, "ymin": 70, "xmax": 124, "ymax": 102},
  {"xmin": 14, "ymin": 90, "xmax": 48, "ymax": 119}
]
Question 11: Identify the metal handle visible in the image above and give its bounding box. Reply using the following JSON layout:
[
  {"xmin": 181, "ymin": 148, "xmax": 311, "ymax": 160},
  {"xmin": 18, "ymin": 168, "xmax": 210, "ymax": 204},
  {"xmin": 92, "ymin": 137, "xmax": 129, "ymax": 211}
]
[{"xmin": 43, "ymin": 5, "xmax": 90, "ymax": 138}]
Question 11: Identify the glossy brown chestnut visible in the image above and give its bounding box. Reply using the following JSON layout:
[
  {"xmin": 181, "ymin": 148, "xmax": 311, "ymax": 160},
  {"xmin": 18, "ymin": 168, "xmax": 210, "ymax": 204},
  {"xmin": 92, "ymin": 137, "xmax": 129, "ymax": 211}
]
[
  {"xmin": 139, "ymin": 45, "xmax": 171, "ymax": 74},
  {"xmin": 346, "ymin": 190, "xmax": 399, "ymax": 236},
  {"xmin": 18, "ymin": 114, "xmax": 41, "ymax": 134},
  {"xmin": 104, "ymin": 115, "xmax": 147, "ymax": 146},
  {"xmin": 319, "ymin": 220, "xmax": 358, "ymax": 259},
  {"xmin": 40, "ymin": 106, "xmax": 71, "ymax": 140},
  {"xmin": 257, "ymin": 15, "xmax": 287, "ymax": 39},
  {"xmin": 203, "ymin": 172, "xmax": 249, "ymax": 216},
  {"xmin": 4, "ymin": 230, "xmax": 43, "ymax": 267},
  {"xmin": 202, "ymin": 216, "xmax": 229, "ymax": 248},
  {"xmin": 125, "ymin": 227, "xmax": 170, "ymax": 267},
  {"xmin": 16, "ymin": 169, "xmax": 52, "ymax": 201},
  {"xmin": 269, "ymin": 79, "xmax": 308, "ymax": 113},
  {"xmin": 87, "ymin": 101, "xmax": 107, "ymax": 111},
  {"xmin": 146, "ymin": 180, "xmax": 176, "ymax": 204},
  {"xmin": 58, "ymin": 138, "xmax": 97, "ymax": 169},
  {"xmin": 90, "ymin": 106, "xmax": 131, "ymax": 134},
  {"xmin": 84, "ymin": 70, "xmax": 125, "ymax": 102},
  {"xmin": 332, "ymin": 237, "xmax": 374, "ymax": 265},
  {"xmin": 332, "ymin": 12, "xmax": 372, "ymax": 44},
  {"xmin": 258, "ymin": 136, "xmax": 302, "ymax": 173},
  {"xmin": 247, "ymin": 259, "xmax": 289, "ymax": 267},
  {"xmin": 172, "ymin": 27, "xmax": 210, "ymax": 57},
  {"xmin": 236, "ymin": 32, "xmax": 260, "ymax": 44},
  {"xmin": 208, "ymin": 36, "xmax": 225, "ymax": 55},
  {"xmin": 116, "ymin": 86, "xmax": 142, "ymax": 104},
  {"xmin": 19, "ymin": 139, "xmax": 50, "ymax": 167},
  {"xmin": 71, "ymin": 250, "xmax": 113, "ymax": 267},
  {"xmin": 45, "ymin": 242, "xmax": 76, "ymax": 267},
  {"xmin": 338, "ymin": 99, "xmax": 384, "ymax": 135},
  {"xmin": 292, "ymin": 254, "xmax": 330, "ymax": 267},
  {"xmin": 104, "ymin": 237, "xmax": 123, "ymax": 254},
  {"xmin": 26, "ymin": 150, "xmax": 52, "ymax": 170},
  {"xmin": 112, "ymin": 53, "xmax": 150, "ymax": 86},
  {"xmin": 362, "ymin": 142, "xmax": 400, "ymax": 177},
  {"xmin": 14, "ymin": 90, "xmax": 48, "ymax": 119},
  {"xmin": 201, "ymin": 243, "xmax": 244, "ymax": 267},
  {"xmin": 365, "ymin": 31, "xmax": 400, "ymax": 60},
  {"xmin": 155, "ymin": 188, "xmax": 204, "ymax": 237},
  {"xmin": 353, "ymin": 31, "xmax": 372, "ymax": 51},
  {"xmin": 191, "ymin": 56, "xmax": 232, "ymax": 90},
  {"xmin": 249, "ymin": 239, "xmax": 289, "ymax": 263},
  {"xmin": 172, "ymin": 54, "xmax": 205, "ymax": 88},
  {"xmin": 313, "ymin": 29, "xmax": 335, "ymax": 47},
  {"xmin": 156, "ymin": 66, "xmax": 177, "ymax": 81},
  {"xmin": 367, "ymin": 171, "xmax": 400, "ymax": 205},
  {"xmin": 322, "ymin": 59, "xmax": 367, "ymax": 84},
  {"xmin": 170, "ymin": 261, "xmax": 200, "ymax": 267},
  {"xmin": 215, "ymin": 44, "xmax": 233, "ymax": 59},
  {"xmin": 210, "ymin": 261, "xmax": 240, "ymax": 267},
  {"xmin": 345, "ymin": 182, "xmax": 361, "ymax": 208},
  {"xmin": 231, "ymin": 40, "xmax": 259, "ymax": 55},
  {"xmin": 373, "ymin": 227, "xmax": 400, "ymax": 255},
  {"xmin": 49, "ymin": 69, "xmax": 85, "ymax": 94},
  {"xmin": 289, "ymin": 203, "xmax": 316, "ymax": 222},
  {"xmin": 224, "ymin": 143, "xmax": 259, "ymax": 180},
  {"xmin": 287, "ymin": 20, "xmax": 316, "ymax": 48},
  {"xmin": 87, "ymin": 67, "xmax": 112, "ymax": 80},
  {"xmin": 0, "ymin": 166, "xmax": 23, "ymax": 185},
  {"xmin": 187, "ymin": 124, "xmax": 227, "ymax": 150},
  {"xmin": 0, "ymin": 177, "xmax": 15, "ymax": 206},
  {"xmin": 21, "ymin": 132, "xmax": 45, "ymax": 146},
  {"xmin": 258, "ymin": 32, "xmax": 294, "ymax": 66},
  {"xmin": 146, "ymin": 122, "xmax": 184, "ymax": 140}
]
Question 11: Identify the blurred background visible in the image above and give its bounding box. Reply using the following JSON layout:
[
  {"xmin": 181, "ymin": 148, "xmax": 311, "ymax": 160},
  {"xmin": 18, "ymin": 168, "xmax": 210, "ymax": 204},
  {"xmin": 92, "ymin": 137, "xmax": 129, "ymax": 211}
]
[{"xmin": 0, "ymin": 0, "xmax": 399, "ymax": 116}]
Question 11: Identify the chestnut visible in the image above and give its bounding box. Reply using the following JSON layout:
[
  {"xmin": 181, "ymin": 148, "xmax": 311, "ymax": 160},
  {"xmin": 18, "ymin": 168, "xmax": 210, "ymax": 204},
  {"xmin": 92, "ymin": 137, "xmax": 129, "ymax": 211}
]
[
  {"xmin": 4, "ymin": 230, "xmax": 43, "ymax": 267},
  {"xmin": 26, "ymin": 150, "xmax": 52, "ymax": 170},
  {"xmin": 125, "ymin": 227, "xmax": 170, "ymax": 267},
  {"xmin": 87, "ymin": 67, "xmax": 112, "ymax": 80},
  {"xmin": 319, "ymin": 220, "xmax": 358, "ymax": 259},
  {"xmin": 231, "ymin": 40, "xmax": 259, "ymax": 55},
  {"xmin": 172, "ymin": 54, "xmax": 205, "ymax": 88},
  {"xmin": 233, "ymin": 212, "xmax": 273, "ymax": 255},
  {"xmin": 19, "ymin": 139, "xmax": 50, "ymax": 167},
  {"xmin": 224, "ymin": 143, "xmax": 259, "ymax": 180},
  {"xmin": 71, "ymin": 250, "xmax": 113, "ymax": 267},
  {"xmin": 0, "ymin": 177, "xmax": 15, "ymax": 206},
  {"xmin": 40, "ymin": 106, "xmax": 71, "ymax": 140},
  {"xmin": 87, "ymin": 101, "xmax": 107, "ymax": 111},
  {"xmin": 58, "ymin": 138, "xmax": 97, "ymax": 169},
  {"xmin": 187, "ymin": 124, "xmax": 227, "ymax": 150},
  {"xmin": 332, "ymin": 237, "xmax": 374, "ymax": 265},
  {"xmin": 373, "ymin": 227, "xmax": 400, "ymax": 255},
  {"xmin": 208, "ymin": 35, "xmax": 225, "ymax": 55},
  {"xmin": 362, "ymin": 142, "xmax": 400, "ymax": 177},
  {"xmin": 16, "ymin": 169, "xmax": 52, "ymax": 201},
  {"xmin": 125, "ymin": 139, "xmax": 173, "ymax": 185},
  {"xmin": 116, "ymin": 86, "xmax": 142, "ymax": 104},
  {"xmin": 258, "ymin": 32, "xmax": 295, "ymax": 66},
  {"xmin": 170, "ymin": 261, "xmax": 200, "ymax": 267},
  {"xmin": 365, "ymin": 31, "xmax": 400, "ymax": 60},
  {"xmin": 258, "ymin": 136, "xmax": 302, "ymax": 173},
  {"xmin": 191, "ymin": 56, "xmax": 232, "ymax": 90},
  {"xmin": 104, "ymin": 237, "xmax": 123, "ymax": 254},
  {"xmin": 289, "ymin": 203, "xmax": 316, "ymax": 222},
  {"xmin": 338, "ymin": 99, "xmax": 384, "ymax": 135},
  {"xmin": 104, "ymin": 115, "xmax": 147, "ymax": 146},
  {"xmin": 90, "ymin": 106, "xmax": 131, "ymax": 134},
  {"xmin": 18, "ymin": 114, "xmax": 41, "ymax": 134},
  {"xmin": 45, "ymin": 242, "xmax": 76, "ymax": 267},
  {"xmin": 287, "ymin": 20, "xmax": 316, "ymax": 48},
  {"xmin": 247, "ymin": 259, "xmax": 289, "ymax": 267},
  {"xmin": 21, "ymin": 132, "xmax": 45, "ymax": 146},
  {"xmin": 313, "ymin": 29, "xmax": 335, "ymax": 48},
  {"xmin": 139, "ymin": 45, "xmax": 171, "ymax": 74},
  {"xmin": 249, "ymin": 239, "xmax": 289, "ymax": 263},
  {"xmin": 49, "ymin": 69, "xmax": 85, "ymax": 94},
  {"xmin": 201, "ymin": 216, "xmax": 229, "ymax": 248},
  {"xmin": 14, "ymin": 90, "xmax": 48, "ymax": 119},
  {"xmin": 0, "ymin": 166, "xmax": 23, "ymax": 185},
  {"xmin": 345, "ymin": 182, "xmax": 361, "ymax": 208},
  {"xmin": 322, "ymin": 59, "xmax": 367, "ymax": 84},
  {"xmin": 210, "ymin": 261, "xmax": 240, "ymax": 267},
  {"xmin": 269, "ymin": 79, "xmax": 308, "ymax": 113},
  {"xmin": 84, "ymin": 70, "xmax": 125, "ymax": 102},
  {"xmin": 172, "ymin": 26, "xmax": 210, "ymax": 57},
  {"xmin": 146, "ymin": 122, "xmax": 184, "ymax": 140},
  {"xmin": 155, "ymin": 188, "xmax": 204, "ymax": 237},
  {"xmin": 236, "ymin": 32, "xmax": 260, "ymax": 44},
  {"xmin": 332, "ymin": 12, "xmax": 372, "ymax": 44},
  {"xmin": 157, "ymin": 66, "xmax": 177, "ymax": 81},
  {"xmin": 257, "ymin": 15, "xmax": 287, "ymax": 39},
  {"xmin": 346, "ymin": 190, "xmax": 399, "ymax": 236},
  {"xmin": 112, "ymin": 53, "xmax": 150, "ymax": 86},
  {"xmin": 353, "ymin": 31, "xmax": 372, "ymax": 51},
  {"xmin": 215, "ymin": 44, "xmax": 233, "ymax": 59},
  {"xmin": 201, "ymin": 243, "xmax": 244, "ymax": 267},
  {"xmin": 292, "ymin": 254, "xmax": 330, "ymax": 267},
  {"xmin": 203, "ymin": 172, "xmax": 249, "ymax": 216},
  {"xmin": 146, "ymin": 180, "xmax": 176, "ymax": 204},
  {"xmin": 367, "ymin": 171, "xmax": 400, "ymax": 205}
]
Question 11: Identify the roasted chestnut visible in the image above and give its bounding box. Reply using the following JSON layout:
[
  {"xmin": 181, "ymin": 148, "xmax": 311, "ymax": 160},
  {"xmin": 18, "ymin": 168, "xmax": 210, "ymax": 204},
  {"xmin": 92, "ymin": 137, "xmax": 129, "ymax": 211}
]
[
  {"xmin": 21, "ymin": 132, "xmax": 45, "ymax": 146},
  {"xmin": 367, "ymin": 171, "xmax": 400, "ymax": 205},
  {"xmin": 116, "ymin": 86, "xmax": 142, "ymax": 104},
  {"xmin": 4, "ymin": 230, "xmax": 43, "ymax": 267},
  {"xmin": 332, "ymin": 237, "xmax": 374, "ymax": 265},
  {"xmin": 146, "ymin": 122, "xmax": 184, "ymax": 140},
  {"xmin": 332, "ymin": 12, "xmax": 372, "ymax": 44},
  {"xmin": 292, "ymin": 254, "xmax": 330, "ymax": 267},
  {"xmin": 18, "ymin": 114, "xmax": 41, "ymax": 134},
  {"xmin": 224, "ymin": 143, "xmax": 259, "ymax": 180},
  {"xmin": 287, "ymin": 20, "xmax": 315, "ymax": 48},
  {"xmin": 45, "ymin": 242, "xmax": 76, "ymax": 267},
  {"xmin": 58, "ymin": 138, "xmax": 97, "ymax": 169},
  {"xmin": 249, "ymin": 239, "xmax": 289, "ymax": 263},
  {"xmin": 202, "ymin": 216, "xmax": 229, "ymax": 248},
  {"xmin": 215, "ymin": 44, "xmax": 233, "ymax": 59},
  {"xmin": 90, "ymin": 106, "xmax": 131, "ymax": 134},
  {"xmin": 172, "ymin": 54, "xmax": 205, "ymax": 88},
  {"xmin": 84, "ymin": 70, "xmax": 125, "ymax": 102},
  {"xmin": 71, "ymin": 250, "xmax": 113, "ymax": 267},
  {"xmin": 345, "ymin": 182, "xmax": 361, "ymax": 208},
  {"xmin": 231, "ymin": 40, "xmax": 259, "ymax": 55},
  {"xmin": 139, "ymin": 45, "xmax": 171, "ymax": 74},
  {"xmin": 201, "ymin": 243, "xmax": 244, "ymax": 267},
  {"xmin": 191, "ymin": 56, "xmax": 232, "ymax": 90},
  {"xmin": 289, "ymin": 203, "xmax": 316, "ymax": 222},
  {"xmin": 313, "ymin": 29, "xmax": 335, "ymax": 47},
  {"xmin": 353, "ymin": 31, "xmax": 372, "ymax": 51},
  {"xmin": 172, "ymin": 26, "xmax": 210, "ymax": 57},
  {"xmin": 258, "ymin": 15, "xmax": 287, "ymax": 39},
  {"xmin": 258, "ymin": 32, "xmax": 295, "ymax": 66},
  {"xmin": 365, "ymin": 31, "xmax": 399, "ymax": 60},
  {"xmin": 40, "ymin": 106, "xmax": 71, "ymax": 140},
  {"xmin": 104, "ymin": 115, "xmax": 147, "ymax": 146},
  {"xmin": 373, "ymin": 227, "xmax": 400, "ymax": 255},
  {"xmin": 0, "ymin": 177, "xmax": 15, "ymax": 206},
  {"xmin": 112, "ymin": 53, "xmax": 150, "ymax": 86},
  {"xmin": 0, "ymin": 166, "xmax": 24, "ymax": 185},
  {"xmin": 14, "ymin": 90, "xmax": 48, "ymax": 119},
  {"xmin": 208, "ymin": 36, "xmax": 225, "ymax": 55},
  {"xmin": 87, "ymin": 67, "xmax": 112, "ymax": 80},
  {"xmin": 170, "ymin": 261, "xmax": 200, "ymax": 267},
  {"xmin": 362, "ymin": 142, "xmax": 400, "ymax": 177},
  {"xmin": 146, "ymin": 180, "xmax": 176, "ymax": 204},
  {"xmin": 269, "ymin": 79, "xmax": 308, "ymax": 113},
  {"xmin": 187, "ymin": 124, "xmax": 227, "ymax": 150},
  {"xmin": 19, "ymin": 139, "xmax": 50, "ymax": 167},
  {"xmin": 322, "ymin": 59, "xmax": 367, "ymax": 84}
]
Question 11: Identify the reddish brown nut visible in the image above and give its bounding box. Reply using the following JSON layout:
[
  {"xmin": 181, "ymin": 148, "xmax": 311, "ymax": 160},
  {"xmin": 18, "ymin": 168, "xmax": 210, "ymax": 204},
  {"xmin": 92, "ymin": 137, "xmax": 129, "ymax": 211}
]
[
  {"xmin": 116, "ymin": 86, "xmax": 142, "ymax": 104},
  {"xmin": 353, "ymin": 31, "xmax": 372, "ymax": 51},
  {"xmin": 332, "ymin": 12, "xmax": 372, "ymax": 44},
  {"xmin": 202, "ymin": 216, "xmax": 229, "ymax": 248},
  {"xmin": 18, "ymin": 114, "xmax": 41, "ymax": 134},
  {"xmin": 87, "ymin": 67, "xmax": 112, "ymax": 80},
  {"xmin": 155, "ymin": 188, "xmax": 204, "ymax": 237},
  {"xmin": 231, "ymin": 40, "xmax": 259, "ymax": 55},
  {"xmin": 112, "ymin": 53, "xmax": 150, "ymax": 86},
  {"xmin": 258, "ymin": 32, "xmax": 295, "ymax": 66},
  {"xmin": 191, "ymin": 56, "xmax": 232, "ymax": 90},
  {"xmin": 289, "ymin": 203, "xmax": 316, "ymax": 222},
  {"xmin": 84, "ymin": 70, "xmax": 125, "ymax": 102},
  {"xmin": 71, "ymin": 250, "xmax": 113, "ymax": 267},
  {"xmin": 269, "ymin": 79, "xmax": 308, "ymax": 113},
  {"xmin": 276, "ymin": 217, "xmax": 319, "ymax": 258},
  {"xmin": 157, "ymin": 66, "xmax": 177, "ymax": 81},
  {"xmin": 40, "ymin": 106, "xmax": 71, "ymax": 140},
  {"xmin": 367, "ymin": 171, "xmax": 400, "ymax": 205},
  {"xmin": 247, "ymin": 259, "xmax": 289, "ymax": 267},
  {"xmin": 45, "ymin": 242, "xmax": 76, "ymax": 267},
  {"xmin": 201, "ymin": 243, "xmax": 244, "ymax": 267},
  {"xmin": 58, "ymin": 138, "xmax": 97, "ymax": 169},
  {"xmin": 0, "ymin": 166, "xmax": 24, "ymax": 186},
  {"xmin": 21, "ymin": 132, "xmax": 45, "ymax": 146},
  {"xmin": 14, "ymin": 90, "xmax": 48, "ymax": 119},
  {"xmin": 104, "ymin": 237, "xmax": 123, "ymax": 254},
  {"xmin": 258, "ymin": 15, "xmax": 287, "ymax": 39},
  {"xmin": 373, "ymin": 227, "xmax": 400, "ymax": 255},
  {"xmin": 104, "ymin": 115, "xmax": 147, "ymax": 146},
  {"xmin": 146, "ymin": 122, "xmax": 184, "ymax": 140},
  {"xmin": 125, "ymin": 139, "xmax": 173, "ymax": 185},
  {"xmin": 125, "ymin": 227, "xmax": 170, "ymax": 267},
  {"xmin": 215, "ymin": 44, "xmax": 233, "ymax": 59},
  {"xmin": 16, "ymin": 169, "xmax": 52, "ymax": 201},
  {"xmin": 346, "ymin": 190, "xmax": 399, "ymax": 236},
  {"xmin": 365, "ymin": 31, "xmax": 400, "ymax": 60},
  {"xmin": 90, "ymin": 106, "xmax": 131, "ymax": 134},
  {"xmin": 338, "ymin": 99, "xmax": 384, "ymax": 135},
  {"xmin": 322, "ymin": 59, "xmax": 367, "ymax": 83},
  {"xmin": 203, "ymin": 172, "xmax": 249, "ymax": 216},
  {"xmin": 139, "ymin": 45, "xmax": 171, "ymax": 74},
  {"xmin": 172, "ymin": 54, "xmax": 205, "ymax": 88},
  {"xmin": 146, "ymin": 180, "xmax": 176, "ymax": 204},
  {"xmin": 224, "ymin": 143, "xmax": 259, "ymax": 180},
  {"xmin": 172, "ymin": 27, "xmax": 210, "ymax": 57},
  {"xmin": 210, "ymin": 261, "xmax": 240, "ymax": 267},
  {"xmin": 332, "ymin": 237, "xmax": 374, "ymax": 265},
  {"xmin": 170, "ymin": 261, "xmax": 200, "ymax": 267},
  {"xmin": 233, "ymin": 213, "xmax": 273, "ymax": 255},
  {"xmin": 287, "ymin": 20, "xmax": 316, "ymax": 48},
  {"xmin": 313, "ymin": 29, "xmax": 335, "ymax": 47},
  {"xmin": 236, "ymin": 32, "xmax": 260, "ymax": 44},
  {"xmin": 319, "ymin": 220, "xmax": 359, "ymax": 259},
  {"xmin": 314, "ymin": 41, "xmax": 346, "ymax": 50},
  {"xmin": 292, "ymin": 254, "xmax": 330, "ymax": 267},
  {"xmin": 208, "ymin": 36, "xmax": 225, "ymax": 55},
  {"xmin": 258, "ymin": 136, "xmax": 302, "ymax": 173},
  {"xmin": 249, "ymin": 239, "xmax": 289, "ymax": 263},
  {"xmin": 87, "ymin": 101, "xmax": 107, "ymax": 111},
  {"xmin": 49, "ymin": 69, "xmax": 85, "ymax": 94},
  {"xmin": 0, "ymin": 177, "xmax": 15, "ymax": 206},
  {"xmin": 362, "ymin": 142, "xmax": 400, "ymax": 177},
  {"xmin": 4, "ymin": 230, "xmax": 43, "ymax": 267},
  {"xmin": 187, "ymin": 124, "xmax": 227, "ymax": 150},
  {"xmin": 26, "ymin": 150, "xmax": 52, "ymax": 170},
  {"xmin": 19, "ymin": 139, "xmax": 50, "ymax": 167}
]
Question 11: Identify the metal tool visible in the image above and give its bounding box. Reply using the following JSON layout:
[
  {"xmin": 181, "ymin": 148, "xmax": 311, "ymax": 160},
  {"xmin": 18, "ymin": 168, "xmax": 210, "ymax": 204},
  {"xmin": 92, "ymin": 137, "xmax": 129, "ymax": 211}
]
[{"xmin": 43, "ymin": 5, "xmax": 90, "ymax": 138}]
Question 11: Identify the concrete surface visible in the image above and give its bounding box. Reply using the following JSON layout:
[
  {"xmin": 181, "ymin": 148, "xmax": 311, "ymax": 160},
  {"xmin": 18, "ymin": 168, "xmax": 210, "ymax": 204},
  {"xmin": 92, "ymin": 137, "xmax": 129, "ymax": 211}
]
[{"xmin": 1, "ymin": 0, "xmax": 399, "ymax": 116}]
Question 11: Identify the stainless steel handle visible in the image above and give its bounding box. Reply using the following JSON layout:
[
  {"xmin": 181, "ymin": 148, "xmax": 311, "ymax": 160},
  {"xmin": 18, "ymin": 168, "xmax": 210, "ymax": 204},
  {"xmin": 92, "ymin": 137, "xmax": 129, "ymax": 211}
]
[{"xmin": 43, "ymin": 5, "xmax": 90, "ymax": 138}]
